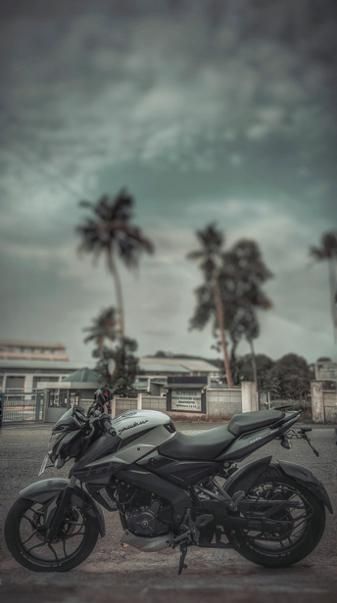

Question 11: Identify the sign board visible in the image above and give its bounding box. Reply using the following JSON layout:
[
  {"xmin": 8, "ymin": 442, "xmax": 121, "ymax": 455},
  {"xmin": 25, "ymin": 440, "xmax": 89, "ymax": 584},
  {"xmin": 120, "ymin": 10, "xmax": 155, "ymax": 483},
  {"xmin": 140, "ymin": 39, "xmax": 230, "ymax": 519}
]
[
  {"xmin": 315, "ymin": 361, "xmax": 337, "ymax": 382},
  {"xmin": 171, "ymin": 389, "xmax": 202, "ymax": 412}
]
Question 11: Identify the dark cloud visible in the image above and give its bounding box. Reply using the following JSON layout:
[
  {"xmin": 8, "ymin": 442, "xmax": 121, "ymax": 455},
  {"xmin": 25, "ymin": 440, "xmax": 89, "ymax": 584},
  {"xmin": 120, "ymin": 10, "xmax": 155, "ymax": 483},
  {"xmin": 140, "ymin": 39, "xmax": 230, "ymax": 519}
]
[{"xmin": 0, "ymin": 1, "xmax": 336, "ymax": 361}]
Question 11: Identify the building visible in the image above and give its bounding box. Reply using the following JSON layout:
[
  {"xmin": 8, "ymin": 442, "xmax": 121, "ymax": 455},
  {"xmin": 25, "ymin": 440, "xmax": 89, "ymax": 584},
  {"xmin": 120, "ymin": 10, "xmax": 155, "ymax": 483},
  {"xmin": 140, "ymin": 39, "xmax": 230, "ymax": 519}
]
[
  {"xmin": 315, "ymin": 359, "xmax": 337, "ymax": 382},
  {"xmin": 0, "ymin": 348, "xmax": 222, "ymax": 423},
  {"xmin": 0, "ymin": 339, "xmax": 68, "ymax": 362},
  {"xmin": 135, "ymin": 356, "xmax": 221, "ymax": 394},
  {"xmin": 0, "ymin": 359, "xmax": 83, "ymax": 395}
]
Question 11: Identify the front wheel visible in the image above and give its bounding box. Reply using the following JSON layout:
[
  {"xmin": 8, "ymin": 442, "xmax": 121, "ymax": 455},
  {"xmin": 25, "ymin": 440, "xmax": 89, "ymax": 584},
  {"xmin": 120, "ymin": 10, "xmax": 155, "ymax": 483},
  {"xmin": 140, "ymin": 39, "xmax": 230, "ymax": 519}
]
[
  {"xmin": 5, "ymin": 497, "xmax": 99, "ymax": 572},
  {"xmin": 228, "ymin": 466, "xmax": 326, "ymax": 568}
]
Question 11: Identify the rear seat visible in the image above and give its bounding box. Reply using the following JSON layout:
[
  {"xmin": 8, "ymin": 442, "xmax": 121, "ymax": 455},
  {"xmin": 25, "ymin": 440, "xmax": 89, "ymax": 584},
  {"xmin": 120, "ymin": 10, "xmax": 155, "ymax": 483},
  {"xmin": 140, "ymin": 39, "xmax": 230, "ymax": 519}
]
[{"xmin": 227, "ymin": 410, "xmax": 284, "ymax": 437}]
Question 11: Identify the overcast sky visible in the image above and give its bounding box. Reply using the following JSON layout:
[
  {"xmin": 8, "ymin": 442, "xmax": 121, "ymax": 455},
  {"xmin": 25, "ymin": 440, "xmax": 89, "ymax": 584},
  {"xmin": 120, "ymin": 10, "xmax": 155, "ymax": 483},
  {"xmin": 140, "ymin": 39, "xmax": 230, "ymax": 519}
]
[{"xmin": 0, "ymin": 0, "xmax": 337, "ymax": 364}]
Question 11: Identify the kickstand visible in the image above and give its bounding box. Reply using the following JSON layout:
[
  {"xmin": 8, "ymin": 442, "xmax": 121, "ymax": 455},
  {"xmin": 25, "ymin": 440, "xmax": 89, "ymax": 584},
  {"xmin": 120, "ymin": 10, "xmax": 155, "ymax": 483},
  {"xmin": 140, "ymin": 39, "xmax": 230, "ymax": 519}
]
[{"xmin": 178, "ymin": 543, "xmax": 188, "ymax": 575}]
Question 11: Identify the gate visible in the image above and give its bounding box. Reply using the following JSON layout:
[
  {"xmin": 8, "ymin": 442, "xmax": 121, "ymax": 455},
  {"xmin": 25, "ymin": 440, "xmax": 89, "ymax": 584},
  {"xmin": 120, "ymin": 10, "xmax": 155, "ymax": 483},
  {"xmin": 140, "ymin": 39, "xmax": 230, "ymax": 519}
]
[
  {"xmin": 322, "ymin": 385, "xmax": 337, "ymax": 423},
  {"xmin": 1, "ymin": 391, "xmax": 45, "ymax": 424}
]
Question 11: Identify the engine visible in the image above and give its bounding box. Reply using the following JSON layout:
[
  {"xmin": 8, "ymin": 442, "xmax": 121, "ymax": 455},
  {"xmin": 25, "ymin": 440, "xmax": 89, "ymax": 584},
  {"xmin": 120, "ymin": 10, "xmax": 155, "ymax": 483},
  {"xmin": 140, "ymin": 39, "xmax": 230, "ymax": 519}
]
[
  {"xmin": 115, "ymin": 483, "xmax": 171, "ymax": 537},
  {"xmin": 125, "ymin": 505, "xmax": 168, "ymax": 537}
]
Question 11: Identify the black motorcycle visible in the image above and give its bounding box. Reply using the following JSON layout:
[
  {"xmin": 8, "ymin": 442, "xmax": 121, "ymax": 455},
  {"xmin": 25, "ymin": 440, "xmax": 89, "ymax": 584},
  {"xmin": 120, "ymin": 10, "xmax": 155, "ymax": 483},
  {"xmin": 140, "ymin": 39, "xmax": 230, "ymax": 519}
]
[{"xmin": 4, "ymin": 395, "xmax": 332, "ymax": 573}]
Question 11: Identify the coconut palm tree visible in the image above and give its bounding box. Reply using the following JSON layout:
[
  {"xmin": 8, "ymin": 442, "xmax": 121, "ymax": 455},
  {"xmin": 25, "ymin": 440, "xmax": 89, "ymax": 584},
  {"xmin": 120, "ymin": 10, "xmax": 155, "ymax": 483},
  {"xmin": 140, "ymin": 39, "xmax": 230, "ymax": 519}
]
[
  {"xmin": 188, "ymin": 223, "xmax": 234, "ymax": 386},
  {"xmin": 224, "ymin": 239, "xmax": 273, "ymax": 389},
  {"xmin": 77, "ymin": 190, "xmax": 154, "ymax": 337},
  {"xmin": 310, "ymin": 231, "xmax": 337, "ymax": 340}
]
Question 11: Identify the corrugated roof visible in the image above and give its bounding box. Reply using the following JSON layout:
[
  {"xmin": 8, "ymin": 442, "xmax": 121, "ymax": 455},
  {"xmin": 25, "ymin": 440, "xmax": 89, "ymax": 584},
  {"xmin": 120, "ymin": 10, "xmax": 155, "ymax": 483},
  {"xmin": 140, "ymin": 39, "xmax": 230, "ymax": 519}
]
[
  {"xmin": 139, "ymin": 357, "xmax": 219, "ymax": 373},
  {"xmin": 61, "ymin": 368, "xmax": 100, "ymax": 383},
  {"xmin": 139, "ymin": 360, "xmax": 190, "ymax": 373}
]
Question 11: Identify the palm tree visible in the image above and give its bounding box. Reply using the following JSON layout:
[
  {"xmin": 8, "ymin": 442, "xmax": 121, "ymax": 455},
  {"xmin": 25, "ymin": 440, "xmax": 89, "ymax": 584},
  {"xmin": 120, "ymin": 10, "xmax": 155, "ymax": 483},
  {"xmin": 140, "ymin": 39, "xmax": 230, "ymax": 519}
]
[
  {"xmin": 83, "ymin": 307, "xmax": 117, "ymax": 358},
  {"xmin": 188, "ymin": 223, "xmax": 234, "ymax": 386},
  {"xmin": 77, "ymin": 190, "xmax": 154, "ymax": 337},
  {"xmin": 224, "ymin": 239, "xmax": 273, "ymax": 389},
  {"xmin": 310, "ymin": 231, "xmax": 337, "ymax": 341}
]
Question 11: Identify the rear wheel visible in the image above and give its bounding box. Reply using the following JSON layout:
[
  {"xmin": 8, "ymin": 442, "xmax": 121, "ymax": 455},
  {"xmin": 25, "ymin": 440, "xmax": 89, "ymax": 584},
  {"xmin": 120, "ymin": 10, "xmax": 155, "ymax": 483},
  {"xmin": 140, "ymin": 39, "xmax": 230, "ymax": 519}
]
[
  {"xmin": 228, "ymin": 466, "xmax": 325, "ymax": 568},
  {"xmin": 5, "ymin": 498, "xmax": 99, "ymax": 572}
]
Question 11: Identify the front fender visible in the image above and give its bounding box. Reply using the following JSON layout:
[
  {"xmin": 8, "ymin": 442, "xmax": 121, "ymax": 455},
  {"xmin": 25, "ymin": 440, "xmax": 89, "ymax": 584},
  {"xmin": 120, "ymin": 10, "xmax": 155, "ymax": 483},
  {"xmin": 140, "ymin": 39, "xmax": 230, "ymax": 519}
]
[
  {"xmin": 19, "ymin": 478, "xmax": 106, "ymax": 535},
  {"xmin": 277, "ymin": 460, "xmax": 333, "ymax": 514}
]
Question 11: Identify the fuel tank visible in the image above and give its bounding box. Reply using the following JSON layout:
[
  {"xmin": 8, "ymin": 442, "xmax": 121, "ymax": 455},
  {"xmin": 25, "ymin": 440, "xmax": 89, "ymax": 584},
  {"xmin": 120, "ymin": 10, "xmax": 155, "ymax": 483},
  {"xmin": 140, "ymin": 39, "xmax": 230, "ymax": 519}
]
[{"xmin": 111, "ymin": 409, "xmax": 174, "ymax": 440}]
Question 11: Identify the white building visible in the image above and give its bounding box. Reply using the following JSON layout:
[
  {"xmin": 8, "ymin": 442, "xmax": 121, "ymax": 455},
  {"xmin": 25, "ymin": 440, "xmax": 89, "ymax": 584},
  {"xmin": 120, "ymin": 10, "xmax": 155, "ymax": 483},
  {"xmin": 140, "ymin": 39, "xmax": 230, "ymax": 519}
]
[{"xmin": 0, "ymin": 339, "xmax": 69, "ymax": 362}]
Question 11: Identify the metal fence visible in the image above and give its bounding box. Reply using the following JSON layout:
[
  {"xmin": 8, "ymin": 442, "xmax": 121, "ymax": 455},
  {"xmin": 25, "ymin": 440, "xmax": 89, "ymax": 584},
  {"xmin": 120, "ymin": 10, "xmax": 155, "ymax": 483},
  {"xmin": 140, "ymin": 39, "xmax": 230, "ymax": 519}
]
[{"xmin": 0, "ymin": 391, "xmax": 45, "ymax": 424}]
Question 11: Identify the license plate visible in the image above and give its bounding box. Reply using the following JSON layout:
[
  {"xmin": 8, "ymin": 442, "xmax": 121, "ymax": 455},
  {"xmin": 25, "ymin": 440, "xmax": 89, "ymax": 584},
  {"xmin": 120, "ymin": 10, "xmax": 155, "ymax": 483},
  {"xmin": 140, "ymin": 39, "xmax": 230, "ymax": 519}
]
[{"xmin": 38, "ymin": 454, "xmax": 49, "ymax": 476}]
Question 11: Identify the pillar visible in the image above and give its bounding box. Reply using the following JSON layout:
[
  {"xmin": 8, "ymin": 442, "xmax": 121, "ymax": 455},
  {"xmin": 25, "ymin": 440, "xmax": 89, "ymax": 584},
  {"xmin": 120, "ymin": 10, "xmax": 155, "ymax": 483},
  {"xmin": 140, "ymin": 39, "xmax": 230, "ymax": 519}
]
[
  {"xmin": 241, "ymin": 381, "xmax": 258, "ymax": 413},
  {"xmin": 137, "ymin": 392, "xmax": 142, "ymax": 411},
  {"xmin": 311, "ymin": 381, "xmax": 325, "ymax": 423},
  {"xmin": 110, "ymin": 397, "xmax": 116, "ymax": 418}
]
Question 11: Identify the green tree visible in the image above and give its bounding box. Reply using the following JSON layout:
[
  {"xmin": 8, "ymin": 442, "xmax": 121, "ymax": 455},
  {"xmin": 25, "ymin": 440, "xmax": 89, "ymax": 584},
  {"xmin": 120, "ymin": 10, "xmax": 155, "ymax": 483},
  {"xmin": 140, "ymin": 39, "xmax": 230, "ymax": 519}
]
[
  {"xmin": 188, "ymin": 223, "xmax": 233, "ymax": 385},
  {"xmin": 77, "ymin": 190, "xmax": 154, "ymax": 337},
  {"xmin": 84, "ymin": 308, "xmax": 138, "ymax": 394},
  {"xmin": 188, "ymin": 228, "xmax": 272, "ymax": 388},
  {"xmin": 94, "ymin": 337, "xmax": 139, "ymax": 395},
  {"xmin": 310, "ymin": 231, "xmax": 337, "ymax": 341},
  {"xmin": 265, "ymin": 354, "xmax": 312, "ymax": 401},
  {"xmin": 229, "ymin": 306, "xmax": 260, "ymax": 384},
  {"xmin": 83, "ymin": 307, "xmax": 117, "ymax": 358},
  {"xmin": 235, "ymin": 353, "xmax": 274, "ymax": 390},
  {"xmin": 223, "ymin": 239, "xmax": 273, "ymax": 386}
]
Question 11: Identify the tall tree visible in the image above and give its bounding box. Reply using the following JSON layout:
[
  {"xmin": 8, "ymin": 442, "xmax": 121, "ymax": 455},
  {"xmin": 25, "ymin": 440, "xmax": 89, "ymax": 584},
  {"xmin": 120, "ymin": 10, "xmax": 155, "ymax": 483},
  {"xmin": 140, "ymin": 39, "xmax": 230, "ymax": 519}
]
[
  {"xmin": 188, "ymin": 223, "xmax": 233, "ymax": 386},
  {"xmin": 223, "ymin": 239, "xmax": 273, "ymax": 386},
  {"xmin": 310, "ymin": 231, "xmax": 337, "ymax": 341},
  {"xmin": 77, "ymin": 190, "xmax": 154, "ymax": 337},
  {"xmin": 188, "ymin": 229, "xmax": 272, "ymax": 388}
]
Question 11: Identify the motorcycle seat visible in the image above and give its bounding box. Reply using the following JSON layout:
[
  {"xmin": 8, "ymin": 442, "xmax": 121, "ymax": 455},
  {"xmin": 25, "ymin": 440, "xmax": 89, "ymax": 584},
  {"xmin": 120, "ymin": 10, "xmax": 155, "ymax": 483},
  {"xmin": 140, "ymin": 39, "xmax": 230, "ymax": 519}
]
[
  {"xmin": 227, "ymin": 410, "xmax": 284, "ymax": 437},
  {"xmin": 159, "ymin": 425, "xmax": 235, "ymax": 461}
]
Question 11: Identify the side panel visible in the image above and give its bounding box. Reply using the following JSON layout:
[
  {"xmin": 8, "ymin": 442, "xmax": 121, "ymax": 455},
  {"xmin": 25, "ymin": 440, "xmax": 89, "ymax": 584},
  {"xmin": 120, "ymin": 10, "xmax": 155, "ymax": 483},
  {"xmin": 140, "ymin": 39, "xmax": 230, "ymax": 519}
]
[
  {"xmin": 138, "ymin": 451, "xmax": 219, "ymax": 486},
  {"xmin": 219, "ymin": 413, "xmax": 300, "ymax": 462},
  {"xmin": 73, "ymin": 433, "xmax": 121, "ymax": 469},
  {"xmin": 218, "ymin": 429, "xmax": 277, "ymax": 461},
  {"xmin": 84, "ymin": 425, "xmax": 174, "ymax": 468}
]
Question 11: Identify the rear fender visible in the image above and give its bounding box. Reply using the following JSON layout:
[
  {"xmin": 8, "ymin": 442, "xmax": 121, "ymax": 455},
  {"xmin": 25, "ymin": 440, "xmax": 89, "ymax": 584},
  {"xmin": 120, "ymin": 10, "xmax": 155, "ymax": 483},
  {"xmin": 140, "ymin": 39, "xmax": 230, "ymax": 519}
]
[
  {"xmin": 277, "ymin": 460, "xmax": 333, "ymax": 514},
  {"xmin": 223, "ymin": 456, "xmax": 272, "ymax": 495},
  {"xmin": 19, "ymin": 478, "xmax": 106, "ymax": 536}
]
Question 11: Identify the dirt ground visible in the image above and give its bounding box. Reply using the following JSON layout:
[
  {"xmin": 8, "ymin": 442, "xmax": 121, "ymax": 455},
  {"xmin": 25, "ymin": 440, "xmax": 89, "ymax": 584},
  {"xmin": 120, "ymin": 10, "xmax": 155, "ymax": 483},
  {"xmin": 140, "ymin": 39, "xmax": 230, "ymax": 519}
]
[{"xmin": 0, "ymin": 422, "xmax": 337, "ymax": 602}]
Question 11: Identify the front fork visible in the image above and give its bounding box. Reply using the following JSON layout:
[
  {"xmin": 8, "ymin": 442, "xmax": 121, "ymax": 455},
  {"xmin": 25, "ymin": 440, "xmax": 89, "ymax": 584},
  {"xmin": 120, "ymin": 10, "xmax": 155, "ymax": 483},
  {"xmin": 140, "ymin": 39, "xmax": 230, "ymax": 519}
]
[{"xmin": 46, "ymin": 476, "xmax": 77, "ymax": 541}]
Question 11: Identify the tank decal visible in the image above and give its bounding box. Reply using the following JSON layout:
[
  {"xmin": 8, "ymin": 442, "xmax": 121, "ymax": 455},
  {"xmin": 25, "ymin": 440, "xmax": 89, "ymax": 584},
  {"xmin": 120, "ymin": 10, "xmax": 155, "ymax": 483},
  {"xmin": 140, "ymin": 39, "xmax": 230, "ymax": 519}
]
[{"xmin": 111, "ymin": 410, "xmax": 171, "ymax": 441}]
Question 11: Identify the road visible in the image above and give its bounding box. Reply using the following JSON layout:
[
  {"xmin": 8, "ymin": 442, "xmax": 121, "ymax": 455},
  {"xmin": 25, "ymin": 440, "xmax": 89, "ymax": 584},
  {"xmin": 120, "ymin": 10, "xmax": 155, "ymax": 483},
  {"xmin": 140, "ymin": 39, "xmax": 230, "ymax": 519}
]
[{"xmin": 0, "ymin": 422, "xmax": 337, "ymax": 602}]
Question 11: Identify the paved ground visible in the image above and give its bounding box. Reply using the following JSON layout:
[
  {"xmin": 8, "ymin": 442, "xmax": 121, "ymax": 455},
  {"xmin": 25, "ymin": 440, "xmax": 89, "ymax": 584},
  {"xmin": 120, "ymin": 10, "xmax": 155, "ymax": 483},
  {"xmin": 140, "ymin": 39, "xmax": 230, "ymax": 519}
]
[{"xmin": 0, "ymin": 422, "xmax": 337, "ymax": 602}]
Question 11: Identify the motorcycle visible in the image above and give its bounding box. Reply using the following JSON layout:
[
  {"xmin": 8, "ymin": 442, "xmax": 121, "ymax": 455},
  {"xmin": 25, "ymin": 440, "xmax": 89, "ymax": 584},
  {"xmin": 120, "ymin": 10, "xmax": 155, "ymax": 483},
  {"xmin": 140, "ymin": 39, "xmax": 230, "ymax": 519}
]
[{"xmin": 4, "ymin": 392, "xmax": 333, "ymax": 573}]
